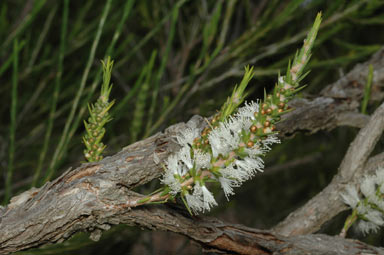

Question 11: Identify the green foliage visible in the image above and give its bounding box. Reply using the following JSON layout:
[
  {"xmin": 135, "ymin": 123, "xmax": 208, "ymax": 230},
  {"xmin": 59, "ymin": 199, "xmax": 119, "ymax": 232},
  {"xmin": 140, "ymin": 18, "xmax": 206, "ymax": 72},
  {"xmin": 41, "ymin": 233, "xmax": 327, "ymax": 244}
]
[
  {"xmin": 4, "ymin": 39, "xmax": 19, "ymax": 203},
  {"xmin": 33, "ymin": 0, "xmax": 68, "ymax": 187},
  {"xmin": 218, "ymin": 66, "xmax": 254, "ymax": 122},
  {"xmin": 130, "ymin": 51, "xmax": 156, "ymax": 142}
]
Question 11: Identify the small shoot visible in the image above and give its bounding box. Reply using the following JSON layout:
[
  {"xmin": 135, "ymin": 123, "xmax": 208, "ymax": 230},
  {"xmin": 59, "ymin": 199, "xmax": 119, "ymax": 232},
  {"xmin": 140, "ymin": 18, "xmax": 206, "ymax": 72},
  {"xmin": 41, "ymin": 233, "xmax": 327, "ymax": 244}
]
[
  {"xmin": 219, "ymin": 66, "xmax": 255, "ymax": 122},
  {"xmin": 83, "ymin": 57, "xmax": 115, "ymax": 162}
]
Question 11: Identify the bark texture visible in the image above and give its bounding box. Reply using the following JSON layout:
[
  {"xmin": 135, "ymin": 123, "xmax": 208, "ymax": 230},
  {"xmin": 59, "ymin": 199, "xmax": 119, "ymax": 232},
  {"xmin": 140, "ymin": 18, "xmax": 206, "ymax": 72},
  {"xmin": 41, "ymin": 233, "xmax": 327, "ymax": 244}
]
[
  {"xmin": 1, "ymin": 151, "xmax": 384, "ymax": 254},
  {"xmin": 1, "ymin": 48, "xmax": 384, "ymax": 254}
]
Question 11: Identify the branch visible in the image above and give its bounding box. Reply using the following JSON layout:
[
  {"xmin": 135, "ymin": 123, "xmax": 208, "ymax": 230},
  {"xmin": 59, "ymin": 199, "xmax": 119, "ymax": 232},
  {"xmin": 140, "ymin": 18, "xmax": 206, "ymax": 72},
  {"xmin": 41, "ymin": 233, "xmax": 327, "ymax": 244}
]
[
  {"xmin": 105, "ymin": 205, "xmax": 384, "ymax": 255},
  {"xmin": 1, "ymin": 158, "xmax": 384, "ymax": 254},
  {"xmin": 1, "ymin": 106, "xmax": 383, "ymax": 254},
  {"xmin": 273, "ymin": 102, "xmax": 384, "ymax": 236},
  {"xmin": 1, "ymin": 48, "xmax": 384, "ymax": 253}
]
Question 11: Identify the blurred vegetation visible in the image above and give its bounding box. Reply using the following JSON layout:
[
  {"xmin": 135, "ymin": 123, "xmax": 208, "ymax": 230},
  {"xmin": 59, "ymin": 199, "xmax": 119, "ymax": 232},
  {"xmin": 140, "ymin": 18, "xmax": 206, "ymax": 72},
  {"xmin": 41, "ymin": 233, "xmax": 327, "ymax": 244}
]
[{"xmin": 0, "ymin": 0, "xmax": 383, "ymax": 254}]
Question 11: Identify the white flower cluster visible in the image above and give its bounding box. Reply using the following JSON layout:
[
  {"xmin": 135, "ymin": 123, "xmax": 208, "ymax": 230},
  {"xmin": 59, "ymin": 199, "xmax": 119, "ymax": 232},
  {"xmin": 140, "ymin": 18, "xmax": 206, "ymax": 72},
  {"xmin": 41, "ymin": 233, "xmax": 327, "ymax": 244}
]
[
  {"xmin": 341, "ymin": 167, "xmax": 384, "ymax": 235},
  {"xmin": 161, "ymin": 101, "xmax": 280, "ymax": 214}
]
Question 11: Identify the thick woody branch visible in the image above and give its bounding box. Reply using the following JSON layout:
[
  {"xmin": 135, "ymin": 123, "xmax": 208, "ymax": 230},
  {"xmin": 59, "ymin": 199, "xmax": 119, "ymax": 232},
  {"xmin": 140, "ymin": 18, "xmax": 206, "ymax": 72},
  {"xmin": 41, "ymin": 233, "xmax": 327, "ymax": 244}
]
[
  {"xmin": 1, "ymin": 156, "xmax": 384, "ymax": 254},
  {"xmin": 0, "ymin": 48, "xmax": 384, "ymax": 253},
  {"xmin": 118, "ymin": 205, "xmax": 384, "ymax": 255}
]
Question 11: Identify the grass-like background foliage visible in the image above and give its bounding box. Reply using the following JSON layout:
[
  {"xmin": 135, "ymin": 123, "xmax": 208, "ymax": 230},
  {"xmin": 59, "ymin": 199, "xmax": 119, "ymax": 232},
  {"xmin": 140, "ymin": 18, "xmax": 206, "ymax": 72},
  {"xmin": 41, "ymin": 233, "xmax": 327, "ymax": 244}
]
[{"xmin": 0, "ymin": 0, "xmax": 383, "ymax": 253}]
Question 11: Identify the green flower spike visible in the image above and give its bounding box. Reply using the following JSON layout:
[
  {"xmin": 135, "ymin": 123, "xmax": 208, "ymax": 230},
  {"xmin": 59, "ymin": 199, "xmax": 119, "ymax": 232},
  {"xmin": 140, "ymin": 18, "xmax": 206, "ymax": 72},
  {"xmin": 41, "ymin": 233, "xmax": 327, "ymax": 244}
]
[{"xmin": 83, "ymin": 57, "xmax": 115, "ymax": 162}]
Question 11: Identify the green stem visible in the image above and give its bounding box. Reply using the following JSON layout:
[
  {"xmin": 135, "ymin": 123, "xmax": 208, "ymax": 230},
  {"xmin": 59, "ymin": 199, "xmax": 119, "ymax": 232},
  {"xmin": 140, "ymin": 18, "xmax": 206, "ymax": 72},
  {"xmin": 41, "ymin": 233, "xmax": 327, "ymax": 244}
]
[
  {"xmin": 115, "ymin": 0, "xmax": 188, "ymax": 69},
  {"xmin": 26, "ymin": 5, "xmax": 57, "ymax": 71},
  {"xmin": 44, "ymin": 0, "xmax": 112, "ymax": 183},
  {"xmin": 145, "ymin": 4, "xmax": 179, "ymax": 135},
  {"xmin": 4, "ymin": 39, "xmax": 19, "ymax": 203},
  {"xmin": 340, "ymin": 208, "xmax": 358, "ymax": 237},
  {"xmin": 0, "ymin": 0, "xmax": 46, "ymax": 56},
  {"xmin": 33, "ymin": 0, "xmax": 68, "ymax": 187}
]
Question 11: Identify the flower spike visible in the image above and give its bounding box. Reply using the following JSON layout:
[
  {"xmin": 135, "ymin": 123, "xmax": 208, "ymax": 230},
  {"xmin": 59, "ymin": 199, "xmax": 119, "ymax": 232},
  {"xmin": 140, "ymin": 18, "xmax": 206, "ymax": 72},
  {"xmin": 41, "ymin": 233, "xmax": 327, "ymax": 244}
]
[{"xmin": 137, "ymin": 13, "xmax": 322, "ymax": 215}]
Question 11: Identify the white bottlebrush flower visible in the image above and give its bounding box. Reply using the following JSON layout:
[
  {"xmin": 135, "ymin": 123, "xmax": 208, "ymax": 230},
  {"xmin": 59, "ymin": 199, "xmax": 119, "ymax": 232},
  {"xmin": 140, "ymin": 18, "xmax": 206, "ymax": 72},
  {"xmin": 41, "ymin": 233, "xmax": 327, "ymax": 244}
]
[
  {"xmin": 231, "ymin": 101, "xmax": 259, "ymax": 132},
  {"xmin": 341, "ymin": 185, "xmax": 360, "ymax": 209},
  {"xmin": 341, "ymin": 167, "xmax": 384, "ymax": 235},
  {"xmin": 365, "ymin": 210, "xmax": 384, "ymax": 227},
  {"xmin": 194, "ymin": 149, "xmax": 211, "ymax": 170},
  {"xmin": 244, "ymin": 145, "xmax": 263, "ymax": 158},
  {"xmin": 185, "ymin": 192, "xmax": 204, "ymax": 214},
  {"xmin": 374, "ymin": 197, "xmax": 384, "ymax": 212},
  {"xmin": 360, "ymin": 175, "xmax": 376, "ymax": 199},
  {"xmin": 166, "ymin": 154, "xmax": 180, "ymax": 175},
  {"xmin": 360, "ymin": 172, "xmax": 384, "ymax": 213},
  {"xmin": 161, "ymin": 169, "xmax": 181, "ymax": 195},
  {"xmin": 186, "ymin": 184, "xmax": 217, "ymax": 214},
  {"xmin": 221, "ymin": 122, "xmax": 242, "ymax": 149},
  {"xmin": 235, "ymin": 157, "xmax": 264, "ymax": 176},
  {"xmin": 260, "ymin": 135, "xmax": 280, "ymax": 152},
  {"xmin": 208, "ymin": 125, "xmax": 233, "ymax": 158},
  {"xmin": 193, "ymin": 184, "xmax": 217, "ymax": 212},
  {"xmin": 208, "ymin": 102, "xmax": 259, "ymax": 158},
  {"xmin": 208, "ymin": 100, "xmax": 261, "ymax": 158},
  {"xmin": 219, "ymin": 177, "xmax": 236, "ymax": 200},
  {"xmin": 221, "ymin": 164, "xmax": 247, "ymax": 184},
  {"xmin": 353, "ymin": 198, "xmax": 384, "ymax": 236},
  {"xmin": 162, "ymin": 152, "xmax": 186, "ymax": 194},
  {"xmin": 162, "ymin": 97, "xmax": 278, "ymax": 214},
  {"xmin": 176, "ymin": 127, "xmax": 199, "ymax": 147},
  {"xmin": 165, "ymin": 147, "xmax": 192, "ymax": 177},
  {"xmin": 376, "ymin": 168, "xmax": 384, "ymax": 185},
  {"xmin": 200, "ymin": 185, "xmax": 218, "ymax": 210},
  {"xmin": 356, "ymin": 201, "xmax": 369, "ymax": 216},
  {"xmin": 356, "ymin": 220, "xmax": 380, "ymax": 236},
  {"xmin": 219, "ymin": 156, "xmax": 264, "ymax": 187},
  {"xmin": 226, "ymin": 116, "xmax": 246, "ymax": 135},
  {"xmin": 235, "ymin": 101, "xmax": 259, "ymax": 121},
  {"xmin": 178, "ymin": 146, "xmax": 193, "ymax": 170}
]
